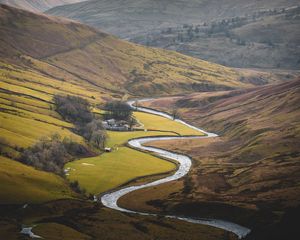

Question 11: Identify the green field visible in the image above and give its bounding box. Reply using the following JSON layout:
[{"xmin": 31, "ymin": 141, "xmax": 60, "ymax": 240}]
[
  {"xmin": 133, "ymin": 111, "xmax": 203, "ymax": 135},
  {"xmin": 65, "ymin": 147, "xmax": 176, "ymax": 194},
  {"xmin": 0, "ymin": 156, "xmax": 74, "ymax": 204},
  {"xmin": 0, "ymin": 62, "xmax": 97, "ymax": 157}
]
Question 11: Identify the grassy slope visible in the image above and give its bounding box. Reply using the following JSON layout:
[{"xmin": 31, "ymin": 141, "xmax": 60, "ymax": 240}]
[
  {"xmin": 0, "ymin": 56, "xmax": 204, "ymax": 199},
  {"xmin": 133, "ymin": 111, "xmax": 202, "ymax": 135},
  {"xmin": 0, "ymin": 62, "xmax": 89, "ymax": 157},
  {"xmin": 0, "ymin": 4, "xmax": 249, "ymax": 98},
  {"xmin": 0, "ymin": 156, "xmax": 75, "ymax": 204},
  {"xmin": 120, "ymin": 80, "xmax": 300, "ymax": 237},
  {"xmin": 0, "ymin": 61, "xmax": 91, "ymax": 203}
]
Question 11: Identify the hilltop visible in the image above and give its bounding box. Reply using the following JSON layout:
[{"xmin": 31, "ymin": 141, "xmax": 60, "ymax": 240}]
[
  {"xmin": 0, "ymin": 4, "xmax": 251, "ymax": 98},
  {"xmin": 0, "ymin": 0, "xmax": 84, "ymax": 12}
]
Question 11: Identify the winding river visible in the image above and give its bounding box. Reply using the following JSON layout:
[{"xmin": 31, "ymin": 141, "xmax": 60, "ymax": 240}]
[{"xmin": 101, "ymin": 100, "xmax": 251, "ymax": 239}]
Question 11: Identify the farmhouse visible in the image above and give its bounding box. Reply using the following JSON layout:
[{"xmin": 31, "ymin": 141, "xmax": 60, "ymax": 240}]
[{"xmin": 102, "ymin": 119, "xmax": 130, "ymax": 131}]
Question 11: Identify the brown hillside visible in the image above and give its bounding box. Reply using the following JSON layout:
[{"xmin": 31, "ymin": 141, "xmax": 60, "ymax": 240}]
[
  {"xmin": 0, "ymin": 0, "xmax": 84, "ymax": 12},
  {"xmin": 121, "ymin": 79, "xmax": 300, "ymax": 239},
  {"xmin": 0, "ymin": 4, "xmax": 251, "ymax": 98}
]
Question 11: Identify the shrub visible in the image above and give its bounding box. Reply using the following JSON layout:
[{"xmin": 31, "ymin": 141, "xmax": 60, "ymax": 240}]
[
  {"xmin": 21, "ymin": 134, "xmax": 88, "ymax": 175},
  {"xmin": 54, "ymin": 95, "xmax": 107, "ymax": 149},
  {"xmin": 54, "ymin": 95, "xmax": 93, "ymax": 125}
]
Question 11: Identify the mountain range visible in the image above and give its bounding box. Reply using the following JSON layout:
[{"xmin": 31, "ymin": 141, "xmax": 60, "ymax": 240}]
[{"xmin": 47, "ymin": 0, "xmax": 300, "ymax": 69}]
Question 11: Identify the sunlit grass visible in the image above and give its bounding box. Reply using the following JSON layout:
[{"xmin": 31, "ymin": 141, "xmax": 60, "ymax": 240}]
[
  {"xmin": 134, "ymin": 111, "xmax": 203, "ymax": 135},
  {"xmin": 0, "ymin": 156, "xmax": 74, "ymax": 204},
  {"xmin": 0, "ymin": 112, "xmax": 83, "ymax": 148},
  {"xmin": 65, "ymin": 147, "xmax": 176, "ymax": 194},
  {"xmin": 106, "ymin": 130, "xmax": 176, "ymax": 148}
]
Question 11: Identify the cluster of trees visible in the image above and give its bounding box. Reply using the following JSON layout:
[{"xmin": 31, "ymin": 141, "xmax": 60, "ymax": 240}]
[
  {"xmin": 103, "ymin": 101, "xmax": 133, "ymax": 121},
  {"xmin": 54, "ymin": 95, "xmax": 93, "ymax": 125},
  {"xmin": 20, "ymin": 96, "xmax": 135, "ymax": 177},
  {"xmin": 80, "ymin": 119, "xmax": 107, "ymax": 149},
  {"xmin": 21, "ymin": 134, "xmax": 88, "ymax": 175},
  {"xmin": 143, "ymin": 6, "xmax": 298, "ymax": 51},
  {"xmin": 54, "ymin": 95, "xmax": 107, "ymax": 149}
]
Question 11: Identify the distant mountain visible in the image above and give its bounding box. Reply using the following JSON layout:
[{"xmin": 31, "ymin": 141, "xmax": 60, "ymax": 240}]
[
  {"xmin": 132, "ymin": 7, "xmax": 300, "ymax": 69},
  {"xmin": 0, "ymin": 0, "xmax": 84, "ymax": 12},
  {"xmin": 47, "ymin": 0, "xmax": 300, "ymax": 38},
  {"xmin": 47, "ymin": 0, "xmax": 300, "ymax": 69}
]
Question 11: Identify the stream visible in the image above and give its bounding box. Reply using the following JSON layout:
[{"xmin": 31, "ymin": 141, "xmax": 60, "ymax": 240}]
[{"xmin": 101, "ymin": 100, "xmax": 251, "ymax": 239}]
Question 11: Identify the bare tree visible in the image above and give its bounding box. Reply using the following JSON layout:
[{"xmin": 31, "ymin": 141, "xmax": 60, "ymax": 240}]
[
  {"xmin": 134, "ymin": 100, "xmax": 139, "ymax": 111},
  {"xmin": 90, "ymin": 130, "xmax": 107, "ymax": 149},
  {"xmin": 171, "ymin": 108, "xmax": 180, "ymax": 120}
]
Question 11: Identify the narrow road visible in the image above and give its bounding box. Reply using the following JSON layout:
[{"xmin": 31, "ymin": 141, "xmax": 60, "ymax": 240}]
[{"xmin": 101, "ymin": 100, "xmax": 251, "ymax": 239}]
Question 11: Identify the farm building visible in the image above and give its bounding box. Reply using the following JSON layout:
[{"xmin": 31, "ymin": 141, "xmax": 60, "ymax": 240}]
[{"xmin": 102, "ymin": 119, "xmax": 130, "ymax": 131}]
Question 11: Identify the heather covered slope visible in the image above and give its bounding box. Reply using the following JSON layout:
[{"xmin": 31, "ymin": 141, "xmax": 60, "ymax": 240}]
[
  {"xmin": 0, "ymin": 4, "xmax": 250, "ymax": 97},
  {"xmin": 122, "ymin": 79, "xmax": 300, "ymax": 239},
  {"xmin": 132, "ymin": 7, "xmax": 300, "ymax": 69},
  {"xmin": 0, "ymin": 0, "xmax": 84, "ymax": 12}
]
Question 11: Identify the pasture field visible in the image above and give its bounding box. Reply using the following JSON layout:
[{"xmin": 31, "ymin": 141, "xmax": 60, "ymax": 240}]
[
  {"xmin": 0, "ymin": 62, "xmax": 96, "ymax": 203},
  {"xmin": 0, "ymin": 156, "xmax": 74, "ymax": 204},
  {"xmin": 0, "ymin": 62, "xmax": 97, "ymax": 156},
  {"xmin": 133, "ymin": 111, "xmax": 203, "ymax": 135},
  {"xmin": 0, "ymin": 111, "xmax": 83, "ymax": 150},
  {"xmin": 65, "ymin": 147, "xmax": 176, "ymax": 194}
]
